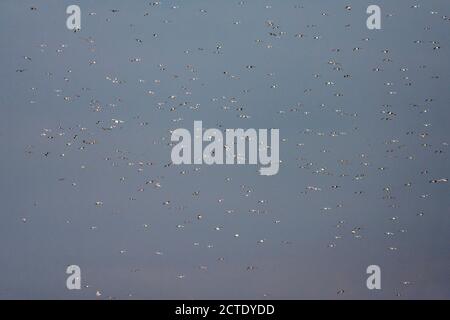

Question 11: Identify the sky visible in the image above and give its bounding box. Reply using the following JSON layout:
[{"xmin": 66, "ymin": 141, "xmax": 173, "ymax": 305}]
[{"xmin": 0, "ymin": 0, "xmax": 449, "ymax": 299}]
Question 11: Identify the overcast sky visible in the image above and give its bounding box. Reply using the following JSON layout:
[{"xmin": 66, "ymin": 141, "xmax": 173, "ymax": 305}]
[{"xmin": 0, "ymin": 0, "xmax": 449, "ymax": 299}]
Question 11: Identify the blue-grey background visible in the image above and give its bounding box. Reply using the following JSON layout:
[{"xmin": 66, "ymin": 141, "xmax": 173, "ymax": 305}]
[{"xmin": 0, "ymin": 0, "xmax": 449, "ymax": 299}]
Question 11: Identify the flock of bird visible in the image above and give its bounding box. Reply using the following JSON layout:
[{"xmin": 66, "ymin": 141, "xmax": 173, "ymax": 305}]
[{"xmin": 7, "ymin": 1, "xmax": 450, "ymax": 299}]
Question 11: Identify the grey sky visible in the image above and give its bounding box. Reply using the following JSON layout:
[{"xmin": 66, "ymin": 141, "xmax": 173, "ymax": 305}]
[{"xmin": 0, "ymin": 0, "xmax": 449, "ymax": 299}]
